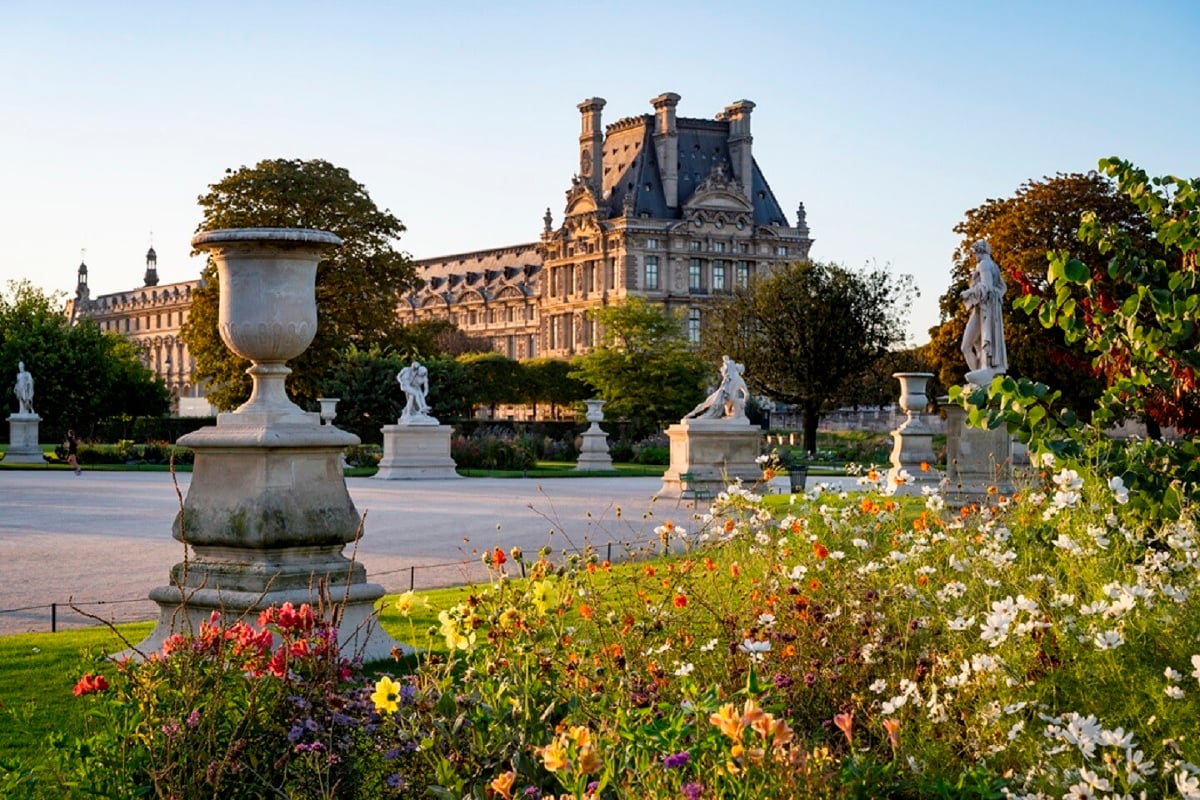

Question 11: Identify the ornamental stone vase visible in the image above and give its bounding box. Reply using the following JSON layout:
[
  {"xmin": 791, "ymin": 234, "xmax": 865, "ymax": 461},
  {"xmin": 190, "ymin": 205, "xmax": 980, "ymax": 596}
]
[
  {"xmin": 576, "ymin": 399, "xmax": 613, "ymax": 471},
  {"xmin": 886, "ymin": 372, "xmax": 939, "ymax": 495},
  {"xmin": 131, "ymin": 228, "xmax": 403, "ymax": 662}
]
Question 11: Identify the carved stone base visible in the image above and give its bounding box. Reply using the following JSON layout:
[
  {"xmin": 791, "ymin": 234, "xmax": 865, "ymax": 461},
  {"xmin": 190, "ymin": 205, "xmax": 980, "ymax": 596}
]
[
  {"xmin": 943, "ymin": 402, "xmax": 1014, "ymax": 505},
  {"xmin": 660, "ymin": 419, "xmax": 762, "ymax": 498},
  {"xmin": 576, "ymin": 424, "xmax": 613, "ymax": 471},
  {"xmin": 5, "ymin": 414, "xmax": 46, "ymax": 463},
  {"xmin": 375, "ymin": 424, "xmax": 460, "ymax": 480}
]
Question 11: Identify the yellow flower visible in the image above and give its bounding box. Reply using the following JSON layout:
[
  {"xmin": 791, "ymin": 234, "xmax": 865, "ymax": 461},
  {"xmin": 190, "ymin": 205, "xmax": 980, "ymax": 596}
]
[
  {"xmin": 371, "ymin": 675, "xmax": 401, "ymax": 714},
  {"xmin": 499, "ymin": 607, "xmax": 522, "ymax": 630},
  {"xmin": 537, "ymin": 738, "xmax": 569, "ymax": 772},
  {"xmin": 394, "ymin": 590, "xmax": 428, "ymax": 617},
  {"xmin": 710, "ymin": 702, "xmax": 744, "ymax": 740},
  {"xmin": 489, "ymin": 770, "xmax": 516, "ymax": 799},
  {"xmin": 438, "ymin": 608, "xmax": 476, "ymax": 652},
  {"xmin": 530, "ymin": 580, "xmax": 559, "ymax": 614}
]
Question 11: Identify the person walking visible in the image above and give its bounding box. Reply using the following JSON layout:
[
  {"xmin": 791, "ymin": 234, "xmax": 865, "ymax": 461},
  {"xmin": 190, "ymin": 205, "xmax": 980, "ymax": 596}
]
[{"xmin": 65, "ymin": 429, "xmax": 81, "ymax": 475}]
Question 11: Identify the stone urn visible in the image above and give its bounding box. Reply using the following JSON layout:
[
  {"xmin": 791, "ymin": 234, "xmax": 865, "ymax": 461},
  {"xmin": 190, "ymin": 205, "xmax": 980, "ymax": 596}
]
[
  {"xmin": 584, "ymin": 399, "xmax": 606, "ymax": 429},
  {"xmin": 886, "ymin": 372, "xmax": 938, "ymax": 495}
]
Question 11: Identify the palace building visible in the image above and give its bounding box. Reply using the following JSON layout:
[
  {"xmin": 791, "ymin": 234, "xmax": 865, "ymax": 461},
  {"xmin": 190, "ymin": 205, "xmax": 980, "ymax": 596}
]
[
  {"xmin": 68, "ymin": 92, "xmax": 811, "ymax": 413},
  {"xmin": 404, "ymin": 92, "xmax": 812, "ymax": 358}
]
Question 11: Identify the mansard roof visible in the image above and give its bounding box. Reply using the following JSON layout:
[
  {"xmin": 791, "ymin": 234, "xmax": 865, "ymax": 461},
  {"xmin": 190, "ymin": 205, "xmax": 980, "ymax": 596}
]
[
  {"xmin": 409, "ymin": 243, "xmax": 542, "ymax": 308},
  {"xmin": 596, "ymin": 115, "xmax": 789, "ymax": 227}
]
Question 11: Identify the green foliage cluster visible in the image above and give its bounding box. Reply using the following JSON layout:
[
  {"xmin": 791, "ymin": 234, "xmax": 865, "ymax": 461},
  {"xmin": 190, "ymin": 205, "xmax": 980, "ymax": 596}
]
[
  {"xmin": 0, "ymin": 280, "xmax": 169, "ymax": 434},
  {"xmin": 702, "ymin": 261, "xmax": 916, "ymax": 452},
  {"xmin": 954, "ymin": 158, "xmax": 1200, "ymax": 516},
  {"xmin": 571, "ymin": 297, "xmax": 708, "ymax": 434},
  {"xmin": 451, "ymin": 426, "xmax": 538, "ymax": 471},
  {"xmin": 184, "ymin": 158, "xmax": 418, "ymax": 411}
]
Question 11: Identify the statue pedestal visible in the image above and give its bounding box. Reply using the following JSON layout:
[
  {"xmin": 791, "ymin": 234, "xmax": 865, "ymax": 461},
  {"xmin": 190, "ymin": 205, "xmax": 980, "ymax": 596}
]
[
  {"xmin": 5, "ymin": 414, "xmax": 46, "ymax": 463},
  {"xmin": 375, "ymin": 423, "xmax": 460, "ymax": 480},
  {"xmin": 576, "ymin": 424, "xmax": 613, "ymax": 472},
  {"xmin": 135, "ymin": 416, "xmax": 404, "ymax": 663},
  {"xmin": 660, "ymin": 419, "xmax": 762, "ymax": 498},
  {"xmin": 942, "ymin": 402, "xmax": 1013, "ymax": 506}
]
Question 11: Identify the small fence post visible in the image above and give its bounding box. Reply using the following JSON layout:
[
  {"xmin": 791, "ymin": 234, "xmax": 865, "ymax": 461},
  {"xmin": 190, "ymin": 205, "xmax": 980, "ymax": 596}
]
[
  {"xmin": 410, "ymin": 566, "xmax": 415, "ymax": 592},
  {"xmin": 51, "ymin": 602, "xmax": 57, "ymax": 633},
  {"xmin": 606, "ymin": 542, "xmax": 612, "ymax": 563}
]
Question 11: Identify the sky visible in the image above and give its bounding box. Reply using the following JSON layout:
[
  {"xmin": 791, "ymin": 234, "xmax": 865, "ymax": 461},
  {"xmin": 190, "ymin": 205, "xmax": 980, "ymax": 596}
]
[{"xmin": 2, "ymin": 1, "xmax": 1197, "ymax": 346}]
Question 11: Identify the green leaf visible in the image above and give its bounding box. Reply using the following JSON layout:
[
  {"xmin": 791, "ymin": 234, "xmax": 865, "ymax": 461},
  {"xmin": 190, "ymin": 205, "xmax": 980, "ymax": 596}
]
[{"xmin": 1063, "ymin": 259, "xmax": 1090, "ymax": 284}]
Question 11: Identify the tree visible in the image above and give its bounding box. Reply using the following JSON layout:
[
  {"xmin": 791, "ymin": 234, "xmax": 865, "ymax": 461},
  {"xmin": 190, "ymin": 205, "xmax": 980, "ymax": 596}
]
[
  {"xmin": 521, "ymin": 357, "xmax": 591, "ymax": 419},
  {"xmin": 927, "ymin": 173, "xmax": 1158, "ymax": 411},
  {"xmin": 183, "ymin": 158, "xmax": 417, "ymax": 410},
  {"xmin": 0, "ymin": 280, "xmax": 168, "ymax": 435},
  {"xmin": 570, "ymin": 298, "xmax": 707, "ymax": 433},
  {"xmin": 458, "ymin": 352, "xmax": 522, "ymax": 418},
  {"xmin": 702, "ymin": 261, "xmax": 915, "ymax": 453}
]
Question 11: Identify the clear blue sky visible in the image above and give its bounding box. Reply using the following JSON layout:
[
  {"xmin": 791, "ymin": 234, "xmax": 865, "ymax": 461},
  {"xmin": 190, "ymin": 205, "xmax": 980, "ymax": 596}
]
[{"xmin": 2, "ymin": 1, "xmax": 1196, "ymax": 345}]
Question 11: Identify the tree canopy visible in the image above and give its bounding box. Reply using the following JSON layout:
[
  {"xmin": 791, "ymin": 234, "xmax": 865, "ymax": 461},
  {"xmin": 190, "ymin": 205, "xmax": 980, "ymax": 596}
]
[
  {"xmin": 1, "ymin": 280, "xmax": 168, "ymax": 436},
  {"xmin": 570, "ymin": 298, "xmax": 706, "ymax": 433},
  {"xmin": 183, "ymin": 158, "xmax": 417, "ymax": 410},
  {"xmin": 927, "ymin": 172, "xmax": 1158, "ymax": 411},
  {"xmin": 702, "ymin": 261, "xmax": 915, "ymax": 452}
]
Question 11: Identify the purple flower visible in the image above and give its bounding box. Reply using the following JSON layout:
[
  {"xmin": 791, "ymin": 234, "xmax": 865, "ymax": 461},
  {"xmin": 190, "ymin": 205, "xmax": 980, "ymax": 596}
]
[
  {"xmin": 804, "ymin": 671, "xmax": 817, "ymax": 687},
  {"xmin": 682, "ymin": 781, "xmax": 704, "ymax": 800},
  {"xmin": 772, "ymin": 672, "xmax": 794, "ymax": 688},
  {"xmin": 186, "ymin": 709, "xmax": 201, "ymax": 728},
  {"xmin": 386, "ymin": 773, "xmax": 405, "ymax": 789},
  {"xmin": 662, "ymin": 751, "xmax": 691, "ymax": 769}
]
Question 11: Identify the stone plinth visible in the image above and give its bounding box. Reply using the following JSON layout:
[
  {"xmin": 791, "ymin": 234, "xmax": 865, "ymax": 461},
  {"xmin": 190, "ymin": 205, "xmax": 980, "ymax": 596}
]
[
  {"xmin": 5, "ymin": 414, "xmax": 46, "ymax": 463},
  {"xmin": 576, "ymin": 401, "xmax": 613, "ymax": 471},
  {"xmin": 943, "ymin": 402, "xmax": 1014, "ymax": 505},
  {"xmin": 375, "ymin": 424, "xmax": 460, "ymax": 480},
  {"xmin": 660, "ymin": 419, "xmax": 762, "ymax": 498},
  {"xmin": 134, "ymin": 417, "xmax": 401, "ymax": 663},
  {"xmin": 887, "ymin": 373, "xmax": 940, "ymax": 496}
]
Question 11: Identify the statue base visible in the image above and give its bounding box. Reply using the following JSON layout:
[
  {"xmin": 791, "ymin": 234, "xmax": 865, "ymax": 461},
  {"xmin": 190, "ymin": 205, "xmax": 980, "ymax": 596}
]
[
  {"xmin": 660, "ymin": 418, "xmax": 762, "ymax": 498},
  {"xmin": 4, "ymin": 413, "xmax": 46, "ymax": 463},
  {"xmin": 375, "ymin": 423, "xmax": 460, "ymax": 480},
  {"xmin": 130, "ymin": 415, "xmax": 406, "ymax": 663},
  {"xmin": 576, "ymin": 424, "xmax": 613, "ymax": 471},
  {"xmin": 942, "ymin": 401, "xmax": 1014, "ymax": 506},
  {"xmin": 886, "ymin": 414, "xmax": 940, "ymax": 496}
]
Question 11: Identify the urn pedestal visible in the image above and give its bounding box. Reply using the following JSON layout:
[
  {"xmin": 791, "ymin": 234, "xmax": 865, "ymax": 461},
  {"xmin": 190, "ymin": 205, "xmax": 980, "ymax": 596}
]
[
  {"xmin": 886, "ymin": 373, "xmax": 940, "ymax": 496},
  {"xmin": 4, "ymin": 413, "xmax": 46, "ymax": 463},
  {"xmin": 575, "ymin": 399, "xmax": 613, "ymax": 472},
  {"xmin": 133, "ymin": 228, "xmax": 403, "ymax": 662},
  {"xmin": 660, "ymin": 418, "xmax": 762, "ymax": 498}
]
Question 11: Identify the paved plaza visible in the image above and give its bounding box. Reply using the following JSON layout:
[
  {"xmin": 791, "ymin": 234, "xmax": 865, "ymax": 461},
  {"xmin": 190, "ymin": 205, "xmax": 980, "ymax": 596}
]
[{"xmin": 1, "ymin": 469, "xmax": 834, "ymax": 635}]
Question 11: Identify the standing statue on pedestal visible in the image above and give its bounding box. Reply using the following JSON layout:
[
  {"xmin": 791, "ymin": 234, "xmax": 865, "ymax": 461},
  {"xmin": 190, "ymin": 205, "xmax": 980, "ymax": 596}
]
[
  {"xmin": 397, "ymin": 361, "xmax": 435, "ymax": 424},
  {"xmin": 685, "ymin": 355, "xmax": 749, "ymax": 422},
  {"xmin": 961, "ymin": 240, "xmax": 1008, "ymax": 386},
  {"xmin": 14, "ymin": 361, "xmax": 34, "ymax": 415}
]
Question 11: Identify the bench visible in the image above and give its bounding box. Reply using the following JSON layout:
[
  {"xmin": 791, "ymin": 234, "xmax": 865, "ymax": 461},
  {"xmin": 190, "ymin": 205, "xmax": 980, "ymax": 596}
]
[{"xmin": 678, "ymin": 472, "xmax": 712, "ymax": 504}]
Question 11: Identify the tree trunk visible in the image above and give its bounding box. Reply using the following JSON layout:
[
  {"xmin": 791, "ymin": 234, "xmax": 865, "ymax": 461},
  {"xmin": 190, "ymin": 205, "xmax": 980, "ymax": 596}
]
[{"xmin": 803, "ymin": 406, "xmax": 820, "ymax": 455}]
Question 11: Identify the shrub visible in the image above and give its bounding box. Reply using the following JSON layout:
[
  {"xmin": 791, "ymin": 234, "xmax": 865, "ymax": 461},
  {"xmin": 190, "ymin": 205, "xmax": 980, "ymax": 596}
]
[{"xmin": 451, "ymin": 426, "xmax": 537, "ymax": 471}]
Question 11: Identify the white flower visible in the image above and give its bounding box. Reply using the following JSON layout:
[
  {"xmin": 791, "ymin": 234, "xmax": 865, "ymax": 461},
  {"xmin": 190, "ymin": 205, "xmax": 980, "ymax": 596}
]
[
  {"xmin": 757, "ymin": 612, "xmax": 776, "ymax": 628},
  {"xmin": 1166, "ymin": 685, "xmax": 1185, "ymax": 699},
  {"xmin": 1177, "ymin": 769, "xmax": 1200, "ymax": 800},
  {"xmin": 1093, "ymin": 629, "xmax": 1125, "ymax": 650},
  {"xmin": 1166, "ymin": 666, "xmax": 1184, "ymax": 682},
  {"xmin": 737, "ymin": 638, "xmax": 771, "ymax": 663},
  {"xmin": 869, "ymin": 679, "xmax": 887, "ymax": 694},
  {"xmin": 700, "ymin": 638, "xmax": 719, "ymax": 652},
  {"xmin": 1109, "ymin": 475, "xmax": 1130, "ymax": 504},
  {"xmin": 925, "ymin": 494, "xmax": 945, "ymax": 512},
  {"xmin": 1054, "ymin": 467, "xmax": 1084, "ymax": 491},
  {"xmin": 673, "ymin": 661, "xmax": 695, "ymax": 677}
]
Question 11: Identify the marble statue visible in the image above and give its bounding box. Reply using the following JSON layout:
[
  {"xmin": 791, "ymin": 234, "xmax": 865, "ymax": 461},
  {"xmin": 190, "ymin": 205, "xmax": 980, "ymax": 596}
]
[
  {"xmin": 961, "ymin": 240, "xmax": 1008, "ymax": 385},
  {"xmin": 14, "ymin": 361, "xmax": 34, "ymax": 415},
  {"xmin": 685, "ymin": 355, "xmax": 749, "ymax": 421},
  {"xmin": 397, "ymin": 360, "xmax": 435, "ymax": 424}
]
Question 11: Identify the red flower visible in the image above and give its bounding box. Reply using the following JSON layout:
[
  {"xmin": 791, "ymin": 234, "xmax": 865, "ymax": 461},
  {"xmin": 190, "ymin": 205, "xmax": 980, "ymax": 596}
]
[
  {"xmin": 73, "ymin": 673, "xmax": 109, "ymax": 696},
  {"xmin": 672, "ymin": 594, "xmax": 688, "ymax": 609},
  {"xmin": 493, "ymin": 547, "xmax": 507, "ymax": 566},
  {"xmin": 813, "ymin": 542, "xmax": 829, "ymax": 560}
]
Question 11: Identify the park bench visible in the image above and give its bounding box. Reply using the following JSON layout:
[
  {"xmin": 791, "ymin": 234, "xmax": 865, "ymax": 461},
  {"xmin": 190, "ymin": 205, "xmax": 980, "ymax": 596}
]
[{"xmin": 678, "ymin": 471, "xmax": 712, "ymax": 504}]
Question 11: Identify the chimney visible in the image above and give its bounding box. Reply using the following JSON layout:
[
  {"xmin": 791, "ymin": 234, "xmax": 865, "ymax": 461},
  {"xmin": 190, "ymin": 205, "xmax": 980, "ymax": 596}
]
[
  {"xmin": 577, "ymin": 97, "xmax": 606, "ymax": 192},
  {"xmin": 651, "ymin": 92, "xmax": 681, "ymax": 209},
  {"xmin": 724, "ymin": 100, "xmax": 755, "ymax": 204}
]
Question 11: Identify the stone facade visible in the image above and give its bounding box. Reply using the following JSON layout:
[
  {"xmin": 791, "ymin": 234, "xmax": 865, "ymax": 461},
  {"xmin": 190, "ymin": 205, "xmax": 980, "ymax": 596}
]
[
  {"xmin": 64, "ymin": 248, "xmax": 207, "ymax": 415},
  {"xmin": 402, "ymin": 92, "xmax": 813, "ymax": 356}
]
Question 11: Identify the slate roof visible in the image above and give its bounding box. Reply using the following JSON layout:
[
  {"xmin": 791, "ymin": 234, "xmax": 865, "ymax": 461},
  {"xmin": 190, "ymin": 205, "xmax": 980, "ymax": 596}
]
[{"xmin": 598, "ymin": 115, "xmax": 789, "ymax": 226}]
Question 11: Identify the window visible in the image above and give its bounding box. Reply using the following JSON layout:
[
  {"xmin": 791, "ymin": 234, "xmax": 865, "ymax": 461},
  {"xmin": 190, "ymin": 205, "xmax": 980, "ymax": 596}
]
[
  {"xmin": 738, "ymin": 242, "xmax": 750, "ymax": 254},
  {"xmin": 644, "ymin": 255, "xmax": 659, "ymax": 290},
  {"xmin": 468, "ymin": 311, "xmax": 477, "ymax": 326},
  {"xmin": 689, "ymin": 258, "xmax": 703, "ymax": 292},
  {"xmin": 688, "ymin": 240, "xmax": 701, "ymax": 252},
  {"xmin": 736, "ymin": 260, "xmax": 751, "ymax": 288},
  {"xmin": 607, "ymin": 258, "xmax": 616, "ymax": 290},
  {"xmin": 646, "ymin": 238, "xmax": 659, "ymax": 250},
  {"xmin": 712, "ymin": 260, "xmax": 726, "ymax": 292},
  {"xmin": 507, "ymin": 336, "xmax": 515, "ymax": 359},
  {"xmin": 527, "ymin": 335, "xmax": 536, "ymax": 358},
  {"xmin": 507, "ymin": 306, "xmax": 515, "ymax": 323},
  {"xmin": 713, "ymin": 242, "xmax": 725, "ymax": 253},
  {"xmin": 777, "ymin": 246, "xmax": 788, "ymax": 257},
  {"xmin": 687, "ymin": 308, "xmax": 701, "ymax": 343}
]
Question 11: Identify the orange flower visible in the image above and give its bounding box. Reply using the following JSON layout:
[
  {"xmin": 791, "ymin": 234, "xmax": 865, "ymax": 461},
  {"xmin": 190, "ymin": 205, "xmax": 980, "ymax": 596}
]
[
  {"xmin": 704, "ymin": 556, "xmax": 717, "ymax": 572},
  {"xmin": 644, "ymin": 566, "xmax": 656, "ymax": 577},
  {"xmin": 492, "ymin": 547, "xmax": 507, "ymax": 565},
  {"xmin": 672, "ymin": 594, "xmax": 688, "ymax": 608},
  {"xmin": 860, "ymin": 497, "xmax": 878, "ymax": 514},
  {"xmin": 730, "ymin": 563, "xmax": 741, "ymax": 578},
  {"xmin": 490, "ymin": 770, "xmax": 516, "ymax": 799},
  {"xmin": 912, "ymin": 516, "xmax": 928, "ymax": 531},
  {"xmin": 791, "ymin": 519, "xmax": 802, "ymax": 534},
  {"xmin": 578, "ymin": 603, "xmax": 594, "ymax": 620},
  {"xmin": 867, "ymin": 469, "xmax": 879, "ymax": 481},
  {"xmin": 882, "ymin": 718, "xmax": 901, "ymax": 750},
  {"xmin": 883, "ymin": 499, "xmax": 898, "ymax": 512},
  {"xmin": 813, "ymin": 542, "xmax": 829, "ymax": 560},
  {"xmin": 916, "ymin": 574, "xmax": 929, "ymax": 587},
  {"xmin": 920, "ymin": 461, "xmax": 930, "ymax": 472},
  {"xmin": 72, "ymin": 673, "xmax": 109, "ymax": 696},
  {"xmin": 710, "ymin": 702, "xmax": 744, "ymax": 739},
  {"xmin": 724, "ymin": 518, "xmax": 737, "ymax": 533},
  {"xmin": 808, "ymin": 578, "xmax": 822, "ymax": 592},
  {"xmin": 833, "ymin": 711, "xmax": 854, "ymax": 745}
]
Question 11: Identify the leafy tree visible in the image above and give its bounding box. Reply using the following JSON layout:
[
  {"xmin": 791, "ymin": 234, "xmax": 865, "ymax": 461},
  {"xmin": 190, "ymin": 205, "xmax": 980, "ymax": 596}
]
[
  {"xmin": 927, "ymin": 173, "xmax": 1158, "ymax": 411},
  {"xmin": 321, "ymin": 346, "xmax": 406, "ymax": 444},
  {"xmin": 457, "ymin": 352, "xmax": 522, "ymax": 418},
  {"xmin": 570, "ymin": 298, "xmax": 707, "ymax": 433},
  {"xmin": 0, "ymin": 280, "xmax": 168, "ymax": 436},
  {"xmin": 703, "ymin": 261, "xmax": 915, "ymax": 453},
  {"xmin": 831, "ymin": 345, "xmax": 941, "ymax": 410},
  {"xmin": 958, "ymin": 158, "xmax": 1199, "ymax": 515},
  {"xmin": 184, "ymin": 158, "xmax": 417, "ymax": 410},
  {"xmin": 521, "ymin": 357, "xmax": 591, "ymax": 419},
  {"xmin": 424, "ymin": 357, "xmax": 476, "ymax": 420}
]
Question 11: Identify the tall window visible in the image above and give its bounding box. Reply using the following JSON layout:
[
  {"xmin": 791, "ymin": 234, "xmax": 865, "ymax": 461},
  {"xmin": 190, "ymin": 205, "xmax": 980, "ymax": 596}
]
[
  {"xmin": 687, "ymin": 308, "xmax": 701, "ymax": 343},
  {"xmin": 688, "ymin": 240, "xmax": 702, "ymax": 252},
  {"xmin": 736, "ymin": 260, "xmax": 751, "ymax": 288},
  {"xmin": 527, "ymin": 334, "xmax": 536, "ymax": 358},
  {"xmin": 712, "ymin": 260, "xmax": 727, "ymax": 292},
  {"xmin": 646, "ymin": 238, "xmax": 659, "ymax": 250},
  {"xmin": 713, "ymin": 242, "xmax": 725, "ymax": 254},
  {"xmin": 645, "ymin": 256, "xmax": 659, "ymax": 290},
  {"xmin": 776, "ymin": 245, "xmax": 788, "ymax": 257},
  {"xmin": 689, "ymin": 258, "xmax": 703, "ymax": 292},
  {"xmin": 607, "ymin": 258, "xmax": 616, "ymax": 289}
]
